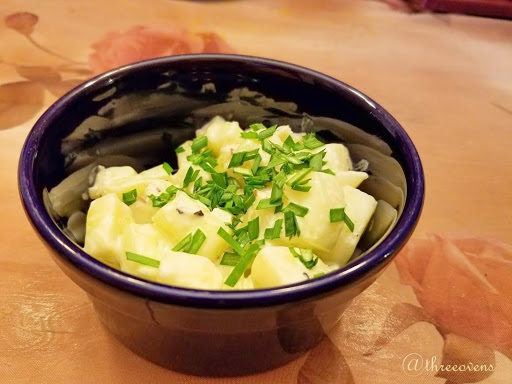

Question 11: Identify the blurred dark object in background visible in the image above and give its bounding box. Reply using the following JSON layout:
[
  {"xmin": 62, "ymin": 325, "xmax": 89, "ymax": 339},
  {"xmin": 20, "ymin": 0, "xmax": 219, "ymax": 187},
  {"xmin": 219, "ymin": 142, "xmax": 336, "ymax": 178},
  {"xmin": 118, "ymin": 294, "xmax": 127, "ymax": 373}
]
[{"xmin": 408, "ymin": 0, "xmax": 512, "ymax": 19}]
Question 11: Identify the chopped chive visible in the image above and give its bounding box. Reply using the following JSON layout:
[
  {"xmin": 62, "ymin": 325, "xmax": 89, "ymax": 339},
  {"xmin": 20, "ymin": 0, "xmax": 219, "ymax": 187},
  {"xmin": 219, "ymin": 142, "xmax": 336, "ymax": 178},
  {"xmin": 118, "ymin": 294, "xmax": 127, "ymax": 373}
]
[
  {"xmin": 162, "ymin": 162, "xmax": 173, "ymax": 175},
  {"xmin": 302, "ymin": 133, "xmax": 325, "ymax": 149},
  {"xmin": 282, "ymin": 202, "xmax": 309, "ymax": 217},
  {"xmin": 175, "ymin": 146, "xmax": 185, "ymax": 154},
  {"xmin": 244, "ymin": 149, "xmax": 260, "ymax": 160},
  {"xmin": 288, "ymin": 247, "xmax": 318, "ymax": 269},
  {"xmin": 258, "ymin": 125, "xmax": 277, "ymax": 140},
  {"xmin": 313, "ymin": 272, "xmax": 325, "ymax": 278},
  {"xmin": 191, "ymin": 136, "xmax": 208, "ymax": 153},
  {"xmin": 309, "ymin": 153, "xmax": 323, "ymax": 171},
  {"xmin": 220, "ymin": 252, "xmax": 241, "ymax": 266},
  {"xmin": 236, "ymin": 230, "xmax": 250, "ymax": 247},
  {"xmin": 321, "ymin": 168, "xmax": 336, "ymax": 175},
  {"xmin": 247, "ymin": 217, "xmax": 260, "ymax": 240},
  {"xmin": 183, "ymin": 166, "xmax": 195, "ymax": 187},
  {"xmin": 292, "ymin": 184, "xmax": 312, "ymax": 192},
  {"xmin": 228, "ymin": 152, "xmax": 246, "ymax": 168},
  {"xmin": 264, "ymin": 218, "xmax": 283, "ymax": 240},
  {"xmin": 286, "ymin": 168, "xmax": 313, "ymax": 187},
  {"xmin": 187, "ymin": 229, "xmax": 207, "ymax": 254},
  {"xmin": 270, "ymin": 183, "xmax": 283, "ymax": 204},
  {"xmin": 193, "ymin": 176, "xmax": 203, "ymax": 192},
  {"xmin": 261, "ymin": 139, "xmax": 273, "ymax": 154},
  {"xmin": 256, "ymin": 198, "xmax": 281, "ymax": 210},
  {"xmin": 122, "ymin": 189, "xmax": 137, "ymax": 206},
  {"xmin": 329, "ymin": 208, "xmax": 345, "ymax": 222},
  {"xmin": 217, "ymin": 227, "xmax": 245, "ymax": 256},
  {"xmin": 172, "ymin": 233, "xmax": 192, "ymax": 252},
  {"xmin": 262, "ymin": 156, "xmax": 286, "ymax": 171},
  {"xmin": 284, "ymin": 211, "xmax": 301, "ymax": 238},
  {"xmin": 243, "ymin": 192, "xmax": 256, "ymax": 209},
  {"xmin": 126, "ymin": 252, "xmax": 160, "ymax": 268},
  {"xmin": 241, "ymin": 131, "xmax": 259, "ymax": 139},
  {"xmin": 344, "ymin": 214, "xmax": 355, "ymax": 232},
  {"xmin": 251, "ymin": 154, "xmax": 262, "ymax": 175},
  {"xmin": 233, "ymin": 167, "xmax": 253, "ymax": 176},
  {"xmin": 224, "ymin": 241, "xmax": 264, "ymax": 287},
  {"xmin": 250, "ymin": 123, "xmax": 266, "ymax": 131},
  {"xmin": 211, "ymin": 172, "xmax": 227, "ymax": 188},
  {"xmin": 273, "ymin": 171, "xmax": 288, "ymax": 188},
  {"xmin": 283, "ymin": 135, "xmax": 296, "ymax": 150},
  {"xmin": 329, "ymin": 207, "xmax": 355, "ymax": 232}
]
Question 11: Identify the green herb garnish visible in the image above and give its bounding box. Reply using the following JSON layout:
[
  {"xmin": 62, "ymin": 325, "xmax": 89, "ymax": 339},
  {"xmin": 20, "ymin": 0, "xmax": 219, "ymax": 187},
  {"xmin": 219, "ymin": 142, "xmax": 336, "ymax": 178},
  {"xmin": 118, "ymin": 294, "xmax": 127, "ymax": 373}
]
[
  {"xmin": 220, "ymin": 252, "xmax": 241, "ymax": 266},
  {"xmin": 175, "ymin": 146, "xmax": 185, "ymax": 154},
  {"xmin": 264, "ymin": 218, "xmax": 283, "ymax": 240},
  {"xmin": 284, "ymin": 210, "xmax": 300, "ymax": 237},
  {"xmin": 282, "ymin": 202, "xmax": 309, "ymax": 217},
  {"xmin": 126, "ymin": 251, "xmax": 160, "ymax": 268},
  {"xmin": 329, "ymin": 207, "xmax": 355, "ymax": 232},
  {"xmin": 247, "ymin": 217, "xmax": 260, "ymax": 240},
  {"xmin": 187, "ymin": 229, "xmax": 207, "ymax": 254},
  {"xmin": 217, "ymin": 227, "xmax": 246, "ymax": 256},
  {"xmin": 302, "ymin": 133, "xmax": 325, "ymax": 150},
  {"xmin": 224, "ymin": 241, "xmax": 264, "ymax": 287},
  {"xmin": 191, "ymin": 136, "xmax": 208, "ymax": 154},
  {"xmin": 241, "ymin": 131, "xmax": 259, "ymax": 139},
  {"xmin": 289, "ymin": 247, "xmax": 318, "ymax": 269},
  {"xmin": 172, "ymin": 233, "xmax": 192, "ymax": 252},
  {"xmin": 256, "ymin": 198, "xmax": 281, "ymax": 210},
  {"xmin": 122, "ymin": 189, "xmax": 137, "ymax": 206},
  {"xmin": 162, "ymin": 162, "xmax": 173, "ymax": 175}
]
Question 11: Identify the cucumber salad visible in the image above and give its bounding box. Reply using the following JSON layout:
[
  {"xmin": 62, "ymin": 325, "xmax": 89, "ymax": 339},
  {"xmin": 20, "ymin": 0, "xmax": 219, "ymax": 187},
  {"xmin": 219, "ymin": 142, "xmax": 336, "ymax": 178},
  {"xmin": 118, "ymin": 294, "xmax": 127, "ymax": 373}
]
[{"xmin": 82, "ymin": 116, "xmax": 377, "ymax": 290}]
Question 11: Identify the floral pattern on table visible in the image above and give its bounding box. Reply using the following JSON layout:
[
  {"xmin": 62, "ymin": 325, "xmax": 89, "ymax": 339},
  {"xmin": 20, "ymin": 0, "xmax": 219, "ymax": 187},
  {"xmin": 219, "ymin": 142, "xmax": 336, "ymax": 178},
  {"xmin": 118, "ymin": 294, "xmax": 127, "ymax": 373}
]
[{"xmin": 0, "ymin": 12, "xmax": 234, "ymax": 131}]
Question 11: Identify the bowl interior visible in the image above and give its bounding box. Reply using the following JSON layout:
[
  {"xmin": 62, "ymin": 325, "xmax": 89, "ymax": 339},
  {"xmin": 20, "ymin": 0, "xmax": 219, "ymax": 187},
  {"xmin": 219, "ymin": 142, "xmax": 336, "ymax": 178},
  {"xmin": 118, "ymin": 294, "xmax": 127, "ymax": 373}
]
[{"xmin": 20, "ymin": 54, "xmax": 424, "ymax": 308}]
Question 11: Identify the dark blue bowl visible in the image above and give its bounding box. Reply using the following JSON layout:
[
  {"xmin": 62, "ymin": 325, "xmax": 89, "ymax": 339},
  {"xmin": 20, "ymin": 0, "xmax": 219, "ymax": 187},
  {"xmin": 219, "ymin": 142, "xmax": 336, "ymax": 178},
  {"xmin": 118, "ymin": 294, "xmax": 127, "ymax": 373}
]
[{"xmin": 18, "ymin": 54, "xmax": 424, "ymax": 376}]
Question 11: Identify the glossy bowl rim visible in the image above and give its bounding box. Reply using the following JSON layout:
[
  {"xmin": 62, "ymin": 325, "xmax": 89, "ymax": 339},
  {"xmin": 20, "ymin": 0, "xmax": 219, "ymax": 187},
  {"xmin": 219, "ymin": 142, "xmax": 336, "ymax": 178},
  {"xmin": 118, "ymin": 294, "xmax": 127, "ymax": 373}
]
[{"xmin": 18, "ymin": 53, "xmax": 424, "ymax": 309}]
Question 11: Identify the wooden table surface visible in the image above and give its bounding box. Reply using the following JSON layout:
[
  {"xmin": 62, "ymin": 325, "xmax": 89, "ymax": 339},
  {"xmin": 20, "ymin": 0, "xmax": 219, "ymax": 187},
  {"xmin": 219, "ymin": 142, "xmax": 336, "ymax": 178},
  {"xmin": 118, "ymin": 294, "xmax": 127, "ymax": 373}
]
[{"xmin": 1, "ymin": 1, "xmax": 511, "ymax": 383}]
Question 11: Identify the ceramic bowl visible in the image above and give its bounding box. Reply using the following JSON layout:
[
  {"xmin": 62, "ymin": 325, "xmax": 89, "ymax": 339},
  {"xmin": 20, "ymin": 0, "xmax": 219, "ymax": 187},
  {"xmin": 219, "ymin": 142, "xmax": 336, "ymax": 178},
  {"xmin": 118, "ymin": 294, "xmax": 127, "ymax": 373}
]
[{"xmin": 18, "ymin": 54, "xmax": 424, "ymax": 376}]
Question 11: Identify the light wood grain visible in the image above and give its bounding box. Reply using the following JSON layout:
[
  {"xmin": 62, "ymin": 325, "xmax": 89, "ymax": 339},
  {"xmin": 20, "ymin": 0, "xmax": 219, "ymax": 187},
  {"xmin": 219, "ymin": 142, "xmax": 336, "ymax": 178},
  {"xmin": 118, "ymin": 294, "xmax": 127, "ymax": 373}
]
[{"xmin": 1, "ymin": 0, "xmax": 511, "ymax": 382}]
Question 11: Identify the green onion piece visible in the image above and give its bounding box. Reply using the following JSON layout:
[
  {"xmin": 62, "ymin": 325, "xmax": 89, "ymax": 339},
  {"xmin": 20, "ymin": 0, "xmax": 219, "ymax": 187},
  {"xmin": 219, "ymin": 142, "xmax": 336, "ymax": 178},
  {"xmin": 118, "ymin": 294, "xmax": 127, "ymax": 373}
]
[
  {"xmin": 344, "ymin": 214, "xmax": 355, "ymax": 232},
  {"xmin": 172, "ymin": 233, "xmax": 192, "ymax": 252},
  {"xmin": 329, "ymin": 207, "xmax": 355, "ymax": 232},
  {"xmin": 251, "ymin": 154, "xmax": 262, "ymax": 175},
  {"xmin": 211, "ymin": 172, "xmax": 227, "ymax": 188},
  {"xmin": 175, "ymin": 146, "xmax": 185, "ymax": 154},
  {"xmin": 191, "ymin": 136, "xmax": 208, "ymax": 153},
  {"xmin": 244, "ymin": 149, "xmax": 260, "ymax": 160},
  {"xmin": 122, "ymin": 189, "xmax": 137, "ymax": 206},
  {"xmin": 236, "ymin": 230, "xmax": 250, "ymax": 247},
  {"xmin": 241, "ymin": 131, "xmax": 259, "ymax": 139},
  {"xmin": 270, "ymin": 183, "xmax": 283, "ymax": 204},
  {"xmin": 264, "ymin": 218, "xmax": 283, "ymax": 240},
  {"xmin": 292, "ymin": 184, "xmax": 312, "ymax": 192},
  {"xmin": 187, "ymin": 229, "xmax": 207, "ymax": 254},
  {"xmin": 228, "ymin": 152, "xmax": 246, "ymax": 168},
  {"xmin": 256, "ymin": 198, "xmax": 281, "ymax": 210},
  {"xmin": 183, "ymin": 166, "xmax": 195, "ymax": 187},
  {"xmin": 282, "ymin": 202, "xmax": 309, "ymax": 217},
  {"xmin": 224, "ymin": 241, "xmax": 264, "ymax": 287},
  {"xmin": 263, "ymin": 155, "xmax": 286, "ymax": 171},
  {"xmin": 273, "ymin": 171, "xmax": 288, "ymax": 188},
  {"xmin": 302, "ymin": 133, "xmax": 325, "ymax": 149},
  {"xmin": 126, "ymin": 251, "xmax": 160, "ymax": 268},
  {"xmin": 162, "ymin": 162, "xmax": 173, "ymax": 175},
  {"xmin": 233, "ymin": 167, "xmax": 253, "ymax": 176},
  {"xmin": 284, "ymin": 211, "xmax": 300, "ymax": 238},
  {"xmin": 288, "ymin": 247, "xmax": 318, "ymax": 269},
  {"xmin": 286, "ymin": 168, "xmax": 313, "ymax": 187},
  {"xmin": 309, "ymin": 153, "xmax": 323, "ymax": 171},
  {"xmin": 313, "ymin": 272, "xmax": 325, "ymax": 278},
  {"xmin": 250, "ymin": 123, "xmax": 266, "ymax": 131},
  {"xmin": 243, "ymin": 192, "xmax": 256, "ymax": 210},
  {"xmin": 258, "ymin": 125, "xmax": 277, "ymax": 140},
  {"xmin": 321, "ymin": 168, "xmax": 336, "ymax": 175},
  {"xmin": 247, "ymin": 217, "xmax": 260, "ymax": 240},
  {"xmin": 193, "ymin": 176, "xmax": 203, "ymax": 192},
  {"xmin": 283, "ymin": 135, "xmax": 296, "ymax": 150},
  {"xmin": 329, "ymin": 208, "xmax": 345, "ymax": 222},
  {"xmin": 217, "ymin": 227, "xmax": 246, "ymax": 256},
  {"xmin": 220, "ymin": 252, "xmax": 241, "ymax": 266},
  {"xmin": 261, "ymin": 139, "xmax": 273, "ymax": 154}
]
